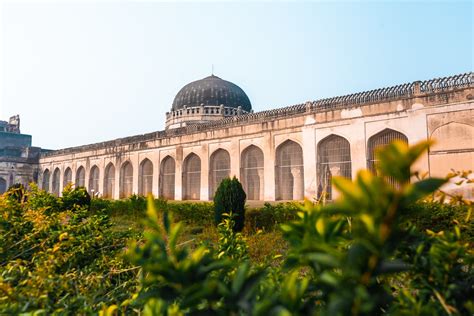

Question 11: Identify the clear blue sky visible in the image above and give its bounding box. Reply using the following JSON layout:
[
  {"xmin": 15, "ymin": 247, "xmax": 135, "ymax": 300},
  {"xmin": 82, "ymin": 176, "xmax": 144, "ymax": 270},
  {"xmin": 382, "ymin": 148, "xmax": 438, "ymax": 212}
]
[{"xmin": 1, "ymin": 1, "xmax": 472, "ymax": 149}]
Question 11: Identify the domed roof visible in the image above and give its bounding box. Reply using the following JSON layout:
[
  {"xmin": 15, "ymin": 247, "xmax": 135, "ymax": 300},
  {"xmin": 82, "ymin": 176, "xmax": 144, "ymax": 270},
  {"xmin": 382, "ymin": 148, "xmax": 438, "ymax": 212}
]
[{"xmin": 171, "ymin": 75, "xmax": 252, "ymax": 112}]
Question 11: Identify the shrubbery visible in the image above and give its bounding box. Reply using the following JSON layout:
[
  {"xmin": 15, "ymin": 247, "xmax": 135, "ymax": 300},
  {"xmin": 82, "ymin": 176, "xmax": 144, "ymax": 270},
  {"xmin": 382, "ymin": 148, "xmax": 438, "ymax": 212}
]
[
  {"xmin": 213, "ymin": 176, "xmax": 246, "ymax": 231},
  {"xmin": 0, "ymin": 185, "xmax": 138, "ymax": 314},
  {"xmin": 123, "ymin": 140, "xmax": 473, "ymax": 315}
]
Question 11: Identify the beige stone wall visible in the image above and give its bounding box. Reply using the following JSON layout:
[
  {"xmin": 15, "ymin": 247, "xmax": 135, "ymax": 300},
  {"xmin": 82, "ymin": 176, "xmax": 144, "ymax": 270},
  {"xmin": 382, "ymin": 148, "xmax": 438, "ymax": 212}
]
[{"xmin": 38, "ymin": 82, "xmax": 474, "ymax": 201}]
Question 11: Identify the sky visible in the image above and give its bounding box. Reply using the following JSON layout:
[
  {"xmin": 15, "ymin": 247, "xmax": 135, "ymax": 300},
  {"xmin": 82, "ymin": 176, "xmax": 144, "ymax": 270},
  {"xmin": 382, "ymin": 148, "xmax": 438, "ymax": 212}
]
[{"xmin": 1, "ymin": 0, "xmax": 472, "ymax": 149}]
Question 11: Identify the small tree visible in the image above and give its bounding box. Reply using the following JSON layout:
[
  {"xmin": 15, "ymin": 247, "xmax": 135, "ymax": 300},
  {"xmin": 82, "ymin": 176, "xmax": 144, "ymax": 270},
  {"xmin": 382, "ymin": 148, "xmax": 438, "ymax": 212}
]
[{"xmin": 213, "ymin": 176, "xmax": 246, "ymax": 232}]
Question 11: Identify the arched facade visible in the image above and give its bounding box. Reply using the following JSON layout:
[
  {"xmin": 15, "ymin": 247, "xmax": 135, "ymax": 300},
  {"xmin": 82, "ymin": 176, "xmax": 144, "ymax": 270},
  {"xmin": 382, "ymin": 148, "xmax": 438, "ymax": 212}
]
[
  {"xmin": 42, "ymin": 169, "xmax": 50, "ymax": 192},
  {"xmin": 63, "ymin": 167, "xmax": 72, "ymax": 187},
  {"xmin": 240, "ymin": 145, "xmax": 264, "ymax": 201},
  {"xmin": 89, "ymin": 165, "xmax": 100, "ymax": 195},
  {"xmin": 368, "ymin": 129, "xmax": 408, "ymax": 186},
  {"xmin": 75, "ymin": 166, "xmax": 85, "ymax": 188},
  {"xmin": 182, "ymin": 153, "xmax": 201, "ymax": 200},
  {"xmin": 139, "ymin": 158, "xmax": 153, "ymax": 196},
  {"xmin": 104, "ymin": 163, "xmax": 115, "ymax": 199},
  {"xmin": 209, "ymin": 149, "xmax": 231, "ymax": 199},
  {"xmin": 159, "ymin": 156, "xmax": 175, "ymax": 200},
  {"xmin": 120, "ymin": 161, "xmax": 133, "ymax": 198},
  {"xmin": 275, "ymin": 140, "xmax": 304, "ymax": 200},
  {"xmin": 52, "ymin": 168, "xmax": 61, "ymax": 196},
  {"xmin": 317, "ymin": 135, "xmax": 352, "ymax": 200},
  {"xmin": 0, "ymin": 177, "xmax": 6, "ymax": 194}
]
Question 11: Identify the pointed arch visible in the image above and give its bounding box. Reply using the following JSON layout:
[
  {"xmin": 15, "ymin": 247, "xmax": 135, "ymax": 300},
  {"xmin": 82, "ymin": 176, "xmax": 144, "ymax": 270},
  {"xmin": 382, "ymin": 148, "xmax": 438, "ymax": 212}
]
[
  {"xmin": 42, "ymin": 169, "xmax": 50, "ymax": 192},
  {"xmin": 63, "ymin": 167, "xmax": 72, "ymax": 187},
  {"xmin": 104, "ymin": 163, "xmax": 116, "ymax": 199},
  {"xmin": 75, "ymin": 166, "xmax": 85, "ymax": 188},
  {"xmin": 159, "ymin": 156, "xmax": 175, "ymax": 200},
  {"xmin": 209, "ymin": 149, "xmax": 231, "ymax": 199},
  {"xmin": 368, "ymin": 128, "xmax": 408, "ymax": 186},
  {"xmin": 120, "ymin": 161, "xmax": 133, "ymax": 198},
  {"xmin": 52, "ymin": 168, "xmax": 61, "ymax": 196},
  {"xmin": 139, "ymin": 158, "xmax": 154, "ymax": 196},
  {"xmin": 0, "ymin": 177, "xmax": 7, "ymax": 194},
  {"xmin": 89, "ymin": 165, "xmax": 100, "ymax": 196},
  {"xmin": 240, "ymin": 145, "xmax": 264, "ymax": 201},
  {"xmin": 317, "ymin": 134, "xmax": 351, "ymax": 200},
  {"xmin": 275, "ymin": 140, "xmax": 304, "ymax": 200},
  {"xmin": 182, "ymin": 153, "xmax": 201, "ymax": 200}
]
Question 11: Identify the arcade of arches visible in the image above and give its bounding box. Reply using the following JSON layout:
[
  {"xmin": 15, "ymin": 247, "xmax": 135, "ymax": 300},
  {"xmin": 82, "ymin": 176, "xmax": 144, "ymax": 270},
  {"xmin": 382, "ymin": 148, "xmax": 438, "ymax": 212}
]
[{"xmin": 38, "ymin": 129, "xmax": 429, "ymax": 201}]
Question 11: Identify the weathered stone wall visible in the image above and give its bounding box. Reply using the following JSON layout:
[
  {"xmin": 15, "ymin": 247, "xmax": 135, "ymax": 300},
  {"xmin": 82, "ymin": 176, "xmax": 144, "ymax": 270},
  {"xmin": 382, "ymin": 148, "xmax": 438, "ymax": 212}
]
[{"xmin": 38, "ymin": 73, "xmax": 474, "ymax": 200}]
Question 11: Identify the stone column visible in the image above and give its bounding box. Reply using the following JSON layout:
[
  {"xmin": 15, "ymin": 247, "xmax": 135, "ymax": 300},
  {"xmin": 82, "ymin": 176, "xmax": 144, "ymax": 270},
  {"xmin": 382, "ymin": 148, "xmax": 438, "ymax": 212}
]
[
  {"xmin": 257, "ymin": 168, "xmax": 264, "ymax": 201},
  {"xmin": 200, "ymin": 145, "xmax": 210, "ymax": 201},
  {"xmin": 291, "ymin": 167, "xmax": 304, "ymax": 200},
  {"xmin": 152, "ymin": 153, "xmax": 160, "ymax": 198},
  {"xmin": 175, "ymin": 147, "xmax": 183, "ymax": 201},
  {"xmin": 263, "ymin": 133, "xmax": 275, "ymax": 201},
  {"xmin": 114, "ymin": 160, "xmax": 121, "ymax": 199},
  {"xmin": 230, "ymin": 139, "xmax": 240, "ymax": 179},
  {"xmin": 98, "ymin": 158, "xmax": 105, "ymax": 198},
  {"xmin": 302, "ymin": 126, "xmax": 317, "ymax": 198},
  {"xmin": 132, "ymin": 154, "xmax": 139, "ymax": 196}
]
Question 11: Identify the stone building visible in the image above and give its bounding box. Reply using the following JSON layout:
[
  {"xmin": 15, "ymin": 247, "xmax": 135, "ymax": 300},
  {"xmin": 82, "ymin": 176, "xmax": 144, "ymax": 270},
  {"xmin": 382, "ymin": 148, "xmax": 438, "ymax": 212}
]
[
  {"xmin": 6, "ymin": 72, "xmax": 474, "ymax": 200},
  {"xmin": 0, "ymin": 115, "xmax": 42, "ymax": 193}
]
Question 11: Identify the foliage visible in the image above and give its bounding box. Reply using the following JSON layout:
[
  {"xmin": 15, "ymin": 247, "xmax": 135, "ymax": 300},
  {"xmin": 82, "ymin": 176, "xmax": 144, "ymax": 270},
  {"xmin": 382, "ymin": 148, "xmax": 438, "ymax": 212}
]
[
  {"xmin": 213, "ymin": 176, "xmax": 247, "ymax": 232},
  {"xmin": 123, "ymin": 140, "xmax": 473, "ymax": 315},
  {"xmin": 217, "ymin": 213, "xmax": 249, "ymax": 261},
  {"xmin": 0, "ymin": 185, "xmax": 139, "ymax": 315},
  {"xmin": 245, "ymin": 202, "xmax": 300, "ymax": 232},
  {"xmin": 61, "ymin": 183, "xmax": 92, "ymax": 211}
]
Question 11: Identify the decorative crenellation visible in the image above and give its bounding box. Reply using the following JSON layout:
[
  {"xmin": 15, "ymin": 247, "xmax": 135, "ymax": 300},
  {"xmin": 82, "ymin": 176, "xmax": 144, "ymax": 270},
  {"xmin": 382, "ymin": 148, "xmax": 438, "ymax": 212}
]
[{"xmin": 42, "ymin": 72, "xmax": 473, "ymax": 157}]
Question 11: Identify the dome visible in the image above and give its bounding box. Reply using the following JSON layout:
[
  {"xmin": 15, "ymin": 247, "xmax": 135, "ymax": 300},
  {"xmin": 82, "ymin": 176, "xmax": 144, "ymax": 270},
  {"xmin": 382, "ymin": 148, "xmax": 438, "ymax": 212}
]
[{"xmin": 171, "ymin": 75, "xmax": 252, "ymax": 112}]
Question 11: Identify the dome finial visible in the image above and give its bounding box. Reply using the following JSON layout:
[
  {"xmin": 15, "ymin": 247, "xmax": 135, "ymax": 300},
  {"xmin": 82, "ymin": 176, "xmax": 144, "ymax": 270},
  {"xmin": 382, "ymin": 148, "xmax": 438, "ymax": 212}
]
[{"xmin": 211, "ymin": 64, "xmax": 214, "ymax": 76}]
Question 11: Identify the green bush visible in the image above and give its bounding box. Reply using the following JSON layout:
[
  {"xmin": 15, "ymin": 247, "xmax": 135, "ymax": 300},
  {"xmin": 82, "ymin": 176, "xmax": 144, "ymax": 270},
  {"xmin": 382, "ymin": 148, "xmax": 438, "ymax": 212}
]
[
  {"xmin": 166, "ymin": 200, "xmax": 214, "ymax": 226},
  {"xmin": 0, "ymin": 186, "xmax": 138, "ymax": 315},
  {"xmin": 122, "ymin": 140, "xmax": 473, "ymax": 315},
  {"xmin": 245, "ymin": 202, "xmax": 300, "ymax": 232},
  {"xmin": 213, "ymin": 176, "xmax": 246, "ymax": 231},
  {"xmin": 402, "ymin": 201, "xmax": 473, "ymax": 242},
  {"xmin": 61, "ymin": 184, "xmax": 91, "ymax": 211}
]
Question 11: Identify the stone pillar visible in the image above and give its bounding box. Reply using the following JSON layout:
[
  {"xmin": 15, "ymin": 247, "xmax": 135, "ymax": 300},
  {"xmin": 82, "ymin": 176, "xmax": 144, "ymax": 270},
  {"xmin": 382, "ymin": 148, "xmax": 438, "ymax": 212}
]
[
  {"xmin": 175, "ymin": 147, "xmax": 183, "ymax": 201},
  {"xmin": 114, "ymin": 160, "xmax": 121, "ymax": 199},
  {"xmin": 59, "ymin": 165, "xmax": 64, "ymax": 196},
  {"xmin": 153, "ymin": 154, "xmax": 160, "ymax": 198},
  {"xmin": 230, "ymin": 140, "xmax": 240, "ymax": 179},
  {"xmin": 291, "ymin": 167, "xmax": 304, "ymax": 200},
  {"xmin": 257, "ymin": 168, "xmax": 264, "ymax": 201},
  {"xmin": 98, "ymin": 158, "xmax": 105, "ymax": 198},
  {"xmin": 302, "ymin": 126, "xmax": 317, "ymax": 198},
  {"xmin": 132, "ymin": 154, "xmax": 139, "ymax": 195},
  {"xmin": 263, "ymin": 133, "xmax": 275, "ymax": 201},
  {"xmin": 200, "ymin": 145, "xmax": 210, "ymax": 201}
]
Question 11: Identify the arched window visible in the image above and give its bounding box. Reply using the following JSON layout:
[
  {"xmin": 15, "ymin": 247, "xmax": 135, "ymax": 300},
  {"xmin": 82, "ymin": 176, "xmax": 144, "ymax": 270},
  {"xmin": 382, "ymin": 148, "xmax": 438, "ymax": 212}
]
[
  {"xmin": 42, "ymin": 169, "xmax": 50, "ymax": 192},
  {"xmin": 240, "ymin": 145, "xmax": 264, "ymax": 200},
  {"xmin": 52, "ymin": 168, "xmax": 61, "ymax": 196},
  {"xmin": 159, "ymin": 156, "xmax": 175, "ymax": 200},
  {"xmin": 275, "ymin": 140, "xmax": 304, "ymax": 200},
  {"xmin": 89, "ymin": 165, "xmax": 100, "ymax": 196},
  {"xmin": 120, "ymin": 162, "xmax": 133, "ymax": 198},
  {"xmin": 139, "ymin": 159, "xmax": 154, "ymax": 196},
  {"xmin": 63, "ymin": 167, "xmax": 72, "ymax": 187},
  {"xmin": 317, "ymin": 135, "xmax": 352, "ymax": 200},
  {"xmin": 104, "ymin": 163, "xmax": 115, "ymax": 199},
  {"xmin": 209, "ymin": 149, "xmax": 231, "ymax": 199},
  {"xmin": 75, "ymin": 166, "xmax": 85, "ymax": 188},
  {"xmin": 0, "ymin": 178, "xmax": 6, "ymax": 194},
  {"xmin": 182, "ymin": 153, "xmax": 201, "ymax": 200},
  {"xmin": 368, "ymin": 129, "xmax": 408, "ymax": 185}
]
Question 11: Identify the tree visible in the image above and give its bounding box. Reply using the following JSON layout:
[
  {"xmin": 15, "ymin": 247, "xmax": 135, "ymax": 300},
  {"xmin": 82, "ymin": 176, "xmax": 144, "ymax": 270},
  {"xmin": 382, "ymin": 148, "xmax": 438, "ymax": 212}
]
[{"xmin": 213, "ymin": 176, "xmax": 246, "ymax": 232}]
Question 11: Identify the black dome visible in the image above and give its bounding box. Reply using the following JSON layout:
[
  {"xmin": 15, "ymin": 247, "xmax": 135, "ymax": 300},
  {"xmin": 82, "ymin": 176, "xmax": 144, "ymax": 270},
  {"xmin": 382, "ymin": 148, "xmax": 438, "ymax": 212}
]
[{"xmin": 172, "ymin": 75, "xmax": 252, "ymax": 112}]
